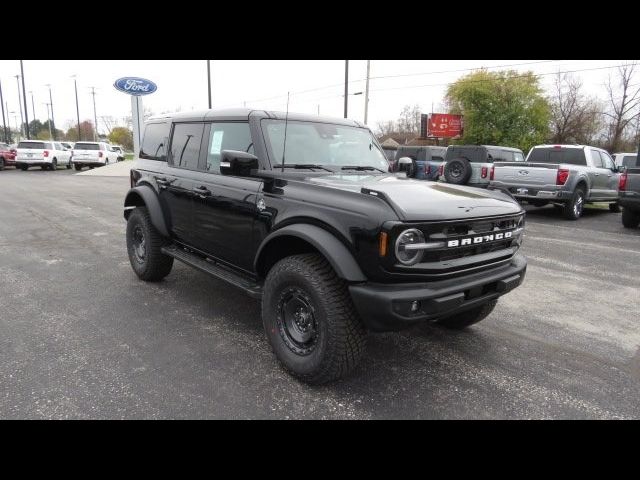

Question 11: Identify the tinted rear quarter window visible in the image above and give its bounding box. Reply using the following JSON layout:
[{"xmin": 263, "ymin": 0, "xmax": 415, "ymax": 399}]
[
  {"xmin": 622, "ymin": 155, "xmax": 637, "ymax": 167},
  {"xmin": 528, "ymin": 148, "xmax": 587, "ymax": 166},
  {"xmin": 140, "ymin": 122, "xmax": 170, "ymax": 161}
]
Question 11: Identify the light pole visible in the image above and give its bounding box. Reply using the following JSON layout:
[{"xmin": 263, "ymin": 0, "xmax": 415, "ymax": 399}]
[
  {"xmin": 29, "ymin": 91, "xmax": 35, "ymax": 122},
  {"xmin": 15, "ymin": 75, "xmax": 24, "ymax": 137},
  {"xmin": 20, "ymin": 60, "xmax": 29, "ymax": 139},
  {"xmin": 89, "ymin": 87, "xmax": 98, "ymax": 141},
  {"xmin": 71, "ymin": 75, "xmax": 81, "ymax": 141},
  {"xmin": 344, "ymin": 60, "xmax": 349, "ymax": 118},
  {"xmin": 364, "ymin": 60, "xmax": 371, "ymax": 125},
  {"xmin": 45, "ymin": 84, "xmax": 56, "ymax": 140},
  {"xmin": 207, "ymin": 60, "xmax": 212, "ymax": 109},
  {"xmin": 44, "ymin": 103, "xmax": 52, "ymax": 139},
  {"xmin": 0, "ymin": 79, "xmax": 7, "ymax": 143},
  {"xmin": 10, "ymin": 112, "xmax": 18, "ymax": 141}
]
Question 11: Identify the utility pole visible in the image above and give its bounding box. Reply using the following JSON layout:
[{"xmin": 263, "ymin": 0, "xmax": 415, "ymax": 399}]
[
  {"xmin": 364, "ymin": 60, "xmax": 371, "ymax": 125},
  {"xmin": 207, "ymin": 60, "xmax": 212, "ymax": 109},
  {"xmin": 29, "ymin": 91, "xmax": 36, "ymax": 122},
  {"xmin": 343, "ymin": 60, "xmax": 349, "ymax": 119},
  {"xmin": 45, "ymin": 84, "xmax": 56, "ymax": 140},
  {"xmin": 44, "ymin": 103, "xmax": 52, "ymax": 139},
  {"xmin": 20, "ymin": 60, "xmax": 30, "ymax": 139},
  {"xmin": 0, "ymin": 79, "xmax": 7, "ymax": 143},
  {"xmin": 90, "ymin": 87, "xmax": 98, "ymax": 141},
  {"xmin": 72, "ymin": 75, "xmax": 81, "ymax": 141},
  {"xmin": 15, "ymin": 75, "xmax": 24, "ymax": 137}
]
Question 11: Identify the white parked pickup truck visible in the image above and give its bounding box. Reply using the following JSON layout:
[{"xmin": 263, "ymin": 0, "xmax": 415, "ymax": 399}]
[
  {"xmin": 15, "ymin": 140, "xmax": 73, "ymax": 171},
  {"xmin": 72, "ymin": 141, "xmax": 116, "ymax": 171}
]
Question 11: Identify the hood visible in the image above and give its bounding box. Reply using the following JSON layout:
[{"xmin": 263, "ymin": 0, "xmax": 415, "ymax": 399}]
[{"xmin": 304, "ymin": 174, "xmax": 522, "ymax": 221}]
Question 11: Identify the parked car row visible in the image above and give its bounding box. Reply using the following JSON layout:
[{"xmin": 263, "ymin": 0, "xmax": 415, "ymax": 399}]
[
  {"xmin": 390, "ymin": 143, "xmax": 637, "ymax": 221},
  {"xmin": 0, "ymin": 140, "xmax": 124, "ymax": 172}
]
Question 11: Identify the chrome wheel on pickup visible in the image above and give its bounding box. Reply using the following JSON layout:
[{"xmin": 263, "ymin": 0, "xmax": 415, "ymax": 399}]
[{"xmin": 563, "ymin": 187, "xmax": 585, "ymax": 220}]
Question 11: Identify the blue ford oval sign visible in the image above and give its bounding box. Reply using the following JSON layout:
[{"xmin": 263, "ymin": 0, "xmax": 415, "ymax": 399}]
[{"xmin": 113, "ymin": 77, "xmax": 157, "ymax": 96}]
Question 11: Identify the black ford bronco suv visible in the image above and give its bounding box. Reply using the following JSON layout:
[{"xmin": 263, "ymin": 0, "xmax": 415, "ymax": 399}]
[{"xmin": 124, "ymin": 109, "xmax": 527, "ymax": 384}]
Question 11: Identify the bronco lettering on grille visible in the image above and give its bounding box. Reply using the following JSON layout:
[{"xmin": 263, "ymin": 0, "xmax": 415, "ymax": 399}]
[{"xmin": 447, "ymin": 231, "xmax": 513, "ymax": 248}]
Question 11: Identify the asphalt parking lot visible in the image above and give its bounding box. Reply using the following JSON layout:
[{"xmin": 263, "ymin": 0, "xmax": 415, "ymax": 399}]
[{"xmin": 1, "ymin": 167, "xmax": 639, "ymax": 419}]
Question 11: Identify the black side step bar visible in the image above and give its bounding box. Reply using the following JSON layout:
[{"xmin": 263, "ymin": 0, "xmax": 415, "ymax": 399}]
[{"xmin": 161, "ymin": 245, "xmax": 263, "ymax": 299}]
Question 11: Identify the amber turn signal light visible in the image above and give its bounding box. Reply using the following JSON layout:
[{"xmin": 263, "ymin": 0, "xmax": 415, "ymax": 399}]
[{"xmin": 379, "ymin": 232, "xmax": 388, "ymax": 257}]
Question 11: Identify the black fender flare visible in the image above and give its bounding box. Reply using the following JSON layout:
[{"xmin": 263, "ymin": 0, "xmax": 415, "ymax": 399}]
[
  {"xmin": 123, "ymin": 185, "xmax": 169, "ymax": 238},
  {"xmin": 255, "ymin": 224, "xmax": 367, "ymax": 282}
]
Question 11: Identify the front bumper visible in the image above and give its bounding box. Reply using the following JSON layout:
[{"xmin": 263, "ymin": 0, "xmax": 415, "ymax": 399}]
[{"xmin": 349, "ymin": 253, "xmax": 526, "ymax": 332}]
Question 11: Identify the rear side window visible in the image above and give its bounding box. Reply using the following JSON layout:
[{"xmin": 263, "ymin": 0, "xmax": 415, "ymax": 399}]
[
  {"xmin": 590, "ymin": 150, "xmax": 604, "ymax": 168},
  {"xmin": 140, "ymin": 122, "xmax": 170, "ymax": 161},
  {"xmin": 170, "ymin": 122, "xmax": 205, "ymax": 170},
  {"xmin": 74, "ymin": 143, "xmax": 100, "ymax": 150},
  {"xmin": 18, "ymin": 141, "xmax": 45, "ymax": 149},
  {"xmin": 527, "ymin": 148, "xmax": 587, "ymax": 166},
  {"xmin": 205, "ymin": 122, "xmax": 253, "ymax": 173},
  {"xmin": 621, "ymin": 155, "xmax": 637, "ymax": 167}
]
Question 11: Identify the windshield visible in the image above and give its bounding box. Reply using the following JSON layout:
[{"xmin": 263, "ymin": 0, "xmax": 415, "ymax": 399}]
[{"xmin": 261, "ymin": 119, "xmax": 389, "ymax": 171}]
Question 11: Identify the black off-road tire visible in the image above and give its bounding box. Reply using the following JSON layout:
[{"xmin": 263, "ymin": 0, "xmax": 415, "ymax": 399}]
[
  {"xmin": 444, "ymin": 157, "xmax": 472, "ymax": 185},
  {"xmin": 126, "ymin": 207, "xmax": 174, "ymax": 282},
  {"xmin": 622, "ymin": 208, "xmax": 640, "ymax": 229},
  {"xmin": 563, "ymin": 187, "xmax": 585, "ymax": 220},
  {"xmin": 609, "ymin": 202, "xmax": 621, "ymax": 213},
  {"xmin": 262, "ymin": 253, "xmax": 367, "ymax": 385},
  {"xmin": 74, "ymin": 164, "xmax": 82, "ymax": 171},
  {"xmin": 436, "ymin": 299, "xmax": 498, "ymax": 330}
]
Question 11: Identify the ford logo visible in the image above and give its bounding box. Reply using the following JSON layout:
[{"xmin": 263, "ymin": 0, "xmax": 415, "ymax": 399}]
[{"xmin": 113, "ymin": 77, "xmax": 157, "ymax": 96}]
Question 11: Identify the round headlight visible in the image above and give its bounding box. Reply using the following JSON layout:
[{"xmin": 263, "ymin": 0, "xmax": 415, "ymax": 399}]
[{"xmin": 395, "ymin": 228, "xmax": 425, "ymax": 266}]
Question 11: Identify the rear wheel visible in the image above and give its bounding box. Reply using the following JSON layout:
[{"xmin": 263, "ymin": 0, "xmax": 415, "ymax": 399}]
[
  {"xmin": 50, "ymin": 159, "xmax": 58, "ymax": 171},
  {"xmin": 436, "ymin": 299, "xmax": 498, "ymax": 330},
  {"xmin": 563, "ymin": 187, "xmax": 585, "ymax": 220},
  {"xmin": 126, "ymin": 207, "xmax": 174, "ymax": 281},
  {"xmin": 20, "ymin": 164, "xmax": 28, "ymax": 171},
  {"xmin": 262, "ymin": 253, "xmax": 367, "ymax": 384},
  {"xmin": 622, "ymin": 208, "xmax": 640, "ymax": 229},
  {"xmin": 74, "ymin": 164, "xmax": 82, "ymax": 171}
]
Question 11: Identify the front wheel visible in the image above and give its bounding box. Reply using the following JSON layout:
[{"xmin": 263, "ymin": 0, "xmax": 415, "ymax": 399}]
[
  {"xmin": 436, "ymin": 299, "xmax": 498, "ymax": 330},
  {"xmin": 74, "ymin": 164, "xmax": 82, "ymax": 171},
  {"xmin": 563, "ymin": 187, "xmax": 585, "ymax": 220},
  {"xmin": 622, "ymin": 208, "xmax": 640, "ymax": 229},
  {"xmin": 262, "ymin": 253, "xmax": 367, "ymax": 385},
  {"xmin": 126, "ymin": 207, "xmax": 174, "ymax": 282}
]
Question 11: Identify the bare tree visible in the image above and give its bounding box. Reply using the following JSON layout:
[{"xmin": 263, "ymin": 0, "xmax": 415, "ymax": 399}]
[
  {"xmin": 397, "ymin": 104, "xmax": 421, "ymax": 134},
  {"xmin": 549, "ymin": 72, "xmax": 603, "ymax": 145},
  {"xmin": 603, "ymin": 63, "xmax": 640, "ymax": 152},
  {"xmin": 375, "ymin": 120, "xmax": 397, "ymax": 137}
]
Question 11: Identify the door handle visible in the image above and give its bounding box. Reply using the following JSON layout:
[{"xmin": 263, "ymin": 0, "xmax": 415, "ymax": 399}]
[
  {"xmin": 593, "ymin": 173, "xmax": 599, "ymax": 176},
  {"xmin": 156, "ymin": 177, "xmax": 172, "ymax": 189},
  {"xmin": 193, "ymin": 186, "xmax": 212, "ymax": 198}
]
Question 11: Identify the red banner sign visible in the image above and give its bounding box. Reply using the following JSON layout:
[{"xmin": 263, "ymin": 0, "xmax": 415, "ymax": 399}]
[{"xmin": 426, "ymin": 113, "xmax": 463, "ymax": 138}]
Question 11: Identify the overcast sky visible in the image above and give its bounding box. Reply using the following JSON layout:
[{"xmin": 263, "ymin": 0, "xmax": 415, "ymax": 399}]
[{"xmin": 0, "ymin": 60, "xmax": 634, "ymax": 134}]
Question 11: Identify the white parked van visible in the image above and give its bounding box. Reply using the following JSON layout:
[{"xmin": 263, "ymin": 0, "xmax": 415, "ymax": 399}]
[
  {"xmin": 15, "ymin": 140, "xmax": 72, "ymax": 171},
  {"xmin": 71, "ymin": 141, "xmax": 116, "ymax": 170}
]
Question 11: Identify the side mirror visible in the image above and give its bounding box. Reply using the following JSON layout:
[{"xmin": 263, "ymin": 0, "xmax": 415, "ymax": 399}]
[
  {"xmin": 220, "ymin": 150, "xmax": 259, "ymax": 176},
  {"xmin": 397, "ymin": 156, "xmax": 415, "ymax": 177}
]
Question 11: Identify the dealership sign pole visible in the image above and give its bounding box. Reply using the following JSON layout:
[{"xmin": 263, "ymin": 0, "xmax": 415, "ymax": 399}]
[{"xmin": 113, "ymin": 77, "xmax": 157, "ymax": 156}]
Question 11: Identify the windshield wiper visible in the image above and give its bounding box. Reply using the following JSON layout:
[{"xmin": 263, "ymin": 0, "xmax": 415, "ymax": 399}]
[
  {"xmin": 340, "ymin": 165, "xmax": 386, "ymax": 173},
  {"xmin": 273, "ymin": 164, "xmax": 335, "ymax": 172}
]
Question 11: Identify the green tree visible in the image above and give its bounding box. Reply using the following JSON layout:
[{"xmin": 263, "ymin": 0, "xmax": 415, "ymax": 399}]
[
  {"xmin": 28, "ymin": 119, "xmax": 45, "ymax": 138},
  {"xmin": 65, "ymin": 120, "xmax": 95, "ymax": 142},
  {"xmin": 108, "ymin": 127, "xmax": 133, "ymax": 151},
  {"xmin": 445, "ymin": 70, "xmax": 550, "ymax": 153}
]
